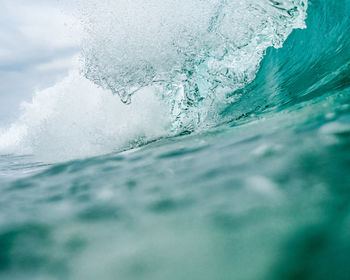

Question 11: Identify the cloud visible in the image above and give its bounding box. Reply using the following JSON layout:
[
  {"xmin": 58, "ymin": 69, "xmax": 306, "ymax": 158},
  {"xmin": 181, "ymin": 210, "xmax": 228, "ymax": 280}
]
[
  {"xmin": 0, "ymin": 0, "xmax": 81, "ymax": 125},
  {"xmin": 0, "ymin": 0, "xmax": 81, "ymax": 67},
  {"xmin": 35, "ymin": 55, "xmax": 80, "ymax": 72}
]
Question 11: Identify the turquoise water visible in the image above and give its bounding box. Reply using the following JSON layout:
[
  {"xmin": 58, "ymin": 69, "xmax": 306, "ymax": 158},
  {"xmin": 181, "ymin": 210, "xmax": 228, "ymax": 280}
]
[{"xmin": 0, "ymin": 0, "xmax": 350, "ymax": 279}]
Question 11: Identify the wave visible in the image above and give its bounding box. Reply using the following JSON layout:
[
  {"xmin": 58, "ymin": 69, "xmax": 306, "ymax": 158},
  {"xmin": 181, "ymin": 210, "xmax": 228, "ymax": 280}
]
[
  {"xmin": 221, "ymin": 0, "xmax": 350, "ymax": 119},
  {"xmin": 0, "ymin": 71, "xmax": 170, "ymax": 161},
  {"xmin": 81, "ymin": 0, "xmax": 308, "ymax": 130},
  {"xmin": 0, "ymin": 0, "xmax": 349, "ymax": 162}
]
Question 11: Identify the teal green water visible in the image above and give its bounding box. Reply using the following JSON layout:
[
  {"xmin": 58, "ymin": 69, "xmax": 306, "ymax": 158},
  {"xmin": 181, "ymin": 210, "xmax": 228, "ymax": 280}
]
[{"xmin": 0, "ymin": 0, "xmax": 350, "ymax": 279}]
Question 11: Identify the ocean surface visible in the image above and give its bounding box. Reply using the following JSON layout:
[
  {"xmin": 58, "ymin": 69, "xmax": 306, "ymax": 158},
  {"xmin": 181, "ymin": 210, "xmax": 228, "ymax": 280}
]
[{"xmin": 0, "ymin": 0, "xmax": 350, "ymax": 279}]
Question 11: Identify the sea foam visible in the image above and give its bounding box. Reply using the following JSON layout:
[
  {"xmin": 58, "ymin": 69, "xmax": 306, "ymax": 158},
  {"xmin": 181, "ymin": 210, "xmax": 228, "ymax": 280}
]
[
  {"xmin": 0, "ymin": 71, "xmax": 170, "ymax": 161},
  {"xmin": 0, "ymin": 0, "xmax": 308, "ymax": 161}
]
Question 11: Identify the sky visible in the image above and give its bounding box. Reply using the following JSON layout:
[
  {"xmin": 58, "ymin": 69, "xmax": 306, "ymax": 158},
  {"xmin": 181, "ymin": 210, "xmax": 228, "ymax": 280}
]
[{"xmin": 0, "ymin": 0, "xmax": 80, "ymax": 126}]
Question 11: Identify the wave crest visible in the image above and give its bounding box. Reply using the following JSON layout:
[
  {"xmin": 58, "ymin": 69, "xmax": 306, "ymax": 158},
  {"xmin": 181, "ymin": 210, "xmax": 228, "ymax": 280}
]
[{"xmin": 80, "ymin": 0, "xmax": 308, "ymax": 131}]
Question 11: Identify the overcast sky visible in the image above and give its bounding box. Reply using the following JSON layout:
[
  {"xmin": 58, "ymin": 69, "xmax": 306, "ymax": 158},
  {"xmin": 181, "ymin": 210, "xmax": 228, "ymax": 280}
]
[{"xmin": 0, "ymin": 0, "xmax": 81, "ymax": 125}]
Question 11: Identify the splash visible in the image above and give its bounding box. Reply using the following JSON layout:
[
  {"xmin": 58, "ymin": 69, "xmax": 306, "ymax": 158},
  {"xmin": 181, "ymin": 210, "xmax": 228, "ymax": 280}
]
[
  {"xmin": 0, "ymin": 71, "xmax": 170, "ymax": 161},
  {"xmin": 80, "ymin": 0, "xmax": 307, "ymax": 130},
  {"xmin": 0, "ymin": 0, "xmax": 309, "ymax": 161}
]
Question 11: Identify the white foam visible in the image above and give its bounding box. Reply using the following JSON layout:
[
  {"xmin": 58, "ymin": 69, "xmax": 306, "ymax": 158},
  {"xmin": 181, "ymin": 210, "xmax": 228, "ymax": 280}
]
[
  {"xmin": 0, "ymin": 0, "xmax": 308, "ymax": 162},
  {"xmin": 0, "ymin": 71, "xmax": 170, "ymax": 162},
  {"xmin": 78, "ymin": 0, "xmax": 308, "ymax": 128}
]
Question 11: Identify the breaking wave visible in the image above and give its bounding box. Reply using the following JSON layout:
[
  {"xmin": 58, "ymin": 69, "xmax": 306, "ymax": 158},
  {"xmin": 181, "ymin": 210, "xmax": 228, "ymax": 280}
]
[{"xmin": 0, "ymin": 0, "xmax": 348, "ymax": 162}]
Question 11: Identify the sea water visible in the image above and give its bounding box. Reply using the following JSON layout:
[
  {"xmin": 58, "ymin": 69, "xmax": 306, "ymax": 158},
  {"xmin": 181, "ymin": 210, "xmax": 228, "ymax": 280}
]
[{"xmin": 0, "ymin": 0, "xmax": 349, "ymax": 279}]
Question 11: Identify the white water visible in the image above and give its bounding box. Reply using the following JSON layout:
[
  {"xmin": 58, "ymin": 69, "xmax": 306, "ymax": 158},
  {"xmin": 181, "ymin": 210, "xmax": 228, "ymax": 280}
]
[
  {"xmin": 0, "ymin": 0, "xmax": 308, "ymax": 162},
  {"xmin": 0, "ymin": 71, "xmax": 170, "ymax": 161},
  {"xmin": 80, "ymin": 0, "xmax": 307, "ymax": 128}
]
